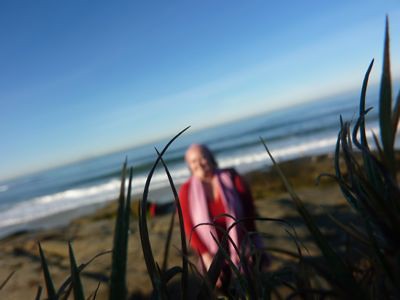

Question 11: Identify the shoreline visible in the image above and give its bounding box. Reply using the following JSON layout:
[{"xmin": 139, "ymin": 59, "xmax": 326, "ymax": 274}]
[
  {"xmin": 0, "ymin": 202, "xmax": 111, "ymax": 240},
  {"xmin": 0, "ymin": 152, "xmax": 338, "ymax": 241}
]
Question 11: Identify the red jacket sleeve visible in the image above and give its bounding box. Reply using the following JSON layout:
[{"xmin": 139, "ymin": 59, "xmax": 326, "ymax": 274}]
[{"xmin": 178, "ymin": 181, "xmax": 208, "ymax": 254}]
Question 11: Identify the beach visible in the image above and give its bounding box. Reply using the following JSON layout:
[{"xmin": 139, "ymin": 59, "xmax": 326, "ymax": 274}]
[{"xmin": 0, "ymin": 153, "xmax": 355, "ymax": 299}]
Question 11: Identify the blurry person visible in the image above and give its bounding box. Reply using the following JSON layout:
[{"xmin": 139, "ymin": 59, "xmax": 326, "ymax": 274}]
[{"xmin": 179, "ymin": 144, "xmax": 269, "ymax": 287}]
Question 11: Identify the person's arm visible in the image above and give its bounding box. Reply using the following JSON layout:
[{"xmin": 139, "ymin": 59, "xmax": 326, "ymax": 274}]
[{"xmin": 178, "ymin": 182, "xmax": 209, "ymax": 254}]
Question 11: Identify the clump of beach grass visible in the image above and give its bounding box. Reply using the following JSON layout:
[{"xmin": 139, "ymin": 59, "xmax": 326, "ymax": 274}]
[{"xmin": 262, "ymin": 17, "xmax": 400, "ymax": 299}]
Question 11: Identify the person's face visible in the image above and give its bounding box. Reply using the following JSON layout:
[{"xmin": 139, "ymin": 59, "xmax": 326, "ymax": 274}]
[{"xmin": 185, "ymin": 146, "xmax": 215, "ymax": 180}]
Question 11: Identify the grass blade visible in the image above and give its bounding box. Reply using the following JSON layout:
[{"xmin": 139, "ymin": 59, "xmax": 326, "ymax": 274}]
[
  {"xmin": 87, "ymin": 282, "xmax": 101, "ymax": 300},
  {"xmin": 162, "ymin": 266, "xmax": 183, "ymax": 283},
  {"xmin": 68, "ymin": 242, "xmax": 85, "ymax": 300},
  {"xmin": 35, "ymin": 286, "xmax": 43, "ymax": 300},
  {"xmin": 356, "ymin": 60, "xmax": 385, "ymax": 192},
  {"xmin": 392, "ymin": 90, "xmax": 400, "ymax": 140},
  {"xmin": 352, "ymin": 109, "xmax": 383, "ymax": 184},
  {"xmin": 157, "ymin": 149, "xmax": 189, "ymax": 299},
  {"xmin": 379, "ymin": 16, "xmax": 395, "ymax": 175},
  {"xmin": 210, "ymin": 232, "xmax": 244, "ymax": 288},
  {"xmin": 161, "ymin": 206, "xmax": 176, "ymax": 273},
  {"xmin": 197, "ymin": 245, "xmax": 224, "ymax": 299},
  {"xmin": 123, "ymin": 167, "xmax": 133, "ymax": 261},
  {"xmin": 38, "ymin": 242, "xmax": 57, "ymax": 300},
  {"xmin": 0, "ymin": 271, "xmax": 15, "ymax": 290},
  {"xmin": 327, "ymin": 214, "xmax": 370, "ymax": 246},
  {"xmin": 57, "ymin": 250, "xmax": 111, "ymax": 297},
  {"xmin": 335, "ymin": 125, "xmax": 361, "ymax": 210},
  {"xmin": 109, "ymin": 160, "xmax": 129, "ymax": 300},
  {"xmin": 188, "ymin": 221, "xmax": 225, "ymax": 298},
  {"xmin": 359, "ymin": 59, "xmax": 374, "ymax": 148},
  {"xmin": 138, "ymin": 126, "xmax": 189, "ymax": 297}
]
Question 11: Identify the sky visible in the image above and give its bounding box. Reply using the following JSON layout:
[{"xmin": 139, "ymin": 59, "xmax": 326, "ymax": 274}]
[{"xmin": 1, "ymin": 1, "xmax": 399, "ymax": 180}]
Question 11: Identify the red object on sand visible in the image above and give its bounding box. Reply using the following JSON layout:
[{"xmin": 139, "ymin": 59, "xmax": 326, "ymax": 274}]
[{"xmin": 149, "ymin": 203, "xmax": 157, "ymax": 217}]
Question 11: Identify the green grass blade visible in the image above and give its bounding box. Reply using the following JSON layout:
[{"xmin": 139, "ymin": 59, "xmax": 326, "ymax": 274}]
[
  {"xmin": 391, "ymin": 91, "xmax": 400, "ymax": 213},
  {"xmin": 57, "ymin": 250, "xmax": 111, "ymax": 297},
  {"xmin": 349, "ymin": 114, "xmax": 400, "ymax": 236},
  {"xmin": 138, "ymin": 126, "xmax": 189, "ymax": 297},
  {"xmin": 157, "ymin": 149, "xmax": 189, "ymax": 299},
  {"xmin": 162, "ymin": 266, "xmax": 183, "ymax": 283},
  {"xmin": 359, "ymin": 59, "xmax": 374, "ymax": 148},
  {"xmin": 209, "ymin": 233, "xmax": 249, "ymax": 299},
  {"xmin": 392, "ymin": 90, "xmax": 400, "ymax": 139},
  {"xmin": 0, "ymin": 271, "xmax": 15, "ymax": 290},
  {"xmin": 335, "ymin": 124, "xmax": 362, "ymax": 210},
  {"xmin": 68, "ymin": 242, "xmax": 85, "ymax": 300},
  {"xmin": 372, "ymin": 130, "xmax": 385, "ymax": 160},
  {"xmin": 260, "ymin": 138, "xmax": 364, "ymax": 297},
  {"xmin": 191, "ymin": 222, "xmax": 225, "ymax": 298},
  {"xmin": 210, "ymin": 232, "xmax": 244, "ymax": 287},
  {"xmin": 157, "ymin": 150, "xmax": 176, "ymax": 274},
  {"xmin": 197, "ymin": 248, "xmax": 224, "ymax": 299},
  {"xmin": 327, "ymin": 214, "xmax": 370, "ymax": 246},
  {"xmin": 356, "ymin": 60, "xmax": 385, "ymax": 192},
  {"xmin": 379, "ymin": 17, "xmax": 395, "ymax": 176},
  {"xmin": 161, "ymin": 206, "xmax": 176, "ymax": 273},
  {"xmin": 87, "ymin": 282, "xmax": 101, "ymax": 300},
  {"xmin": 109, "ymin": 161, "xmax": 128, "ymax": 300},
  {"xmin": 123, "ymin": 167, "xmax": 133, "ymax": 260},
  {"xmin": 352, "ymin": 113, "xmax": 385, "ymax": 197},
  {"xmin": 35, "ymin": 286, "xmax": 43, "ymax": 300},
  {"xmin": 38, "ymin": 242, "xmax": 57, "ymax": 300},
  {"xmin": 338, "ymin": 127, "xmax": 396, "ymax": 238}
]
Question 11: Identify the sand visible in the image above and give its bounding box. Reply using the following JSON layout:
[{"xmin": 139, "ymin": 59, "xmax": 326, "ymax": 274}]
[{"xmin": 0, "ymin": 154, "xmax": 355, "ymax": 299}]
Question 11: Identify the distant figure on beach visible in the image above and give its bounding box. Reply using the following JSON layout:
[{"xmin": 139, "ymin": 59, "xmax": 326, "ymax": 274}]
[{"xmin": 179, "ymin": 144, "xmax": 268, "ymax": 287}]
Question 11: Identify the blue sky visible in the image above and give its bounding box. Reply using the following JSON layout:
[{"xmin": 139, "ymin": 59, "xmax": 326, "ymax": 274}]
[{"xmin": 1, "ymin": 1, "xmax": 399, "ymax": 180}]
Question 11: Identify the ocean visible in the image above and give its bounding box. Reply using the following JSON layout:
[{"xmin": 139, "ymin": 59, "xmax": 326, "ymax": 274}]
[{"xmin": 0, "ymin": 91, "xmax": 389, "ymax": 237}]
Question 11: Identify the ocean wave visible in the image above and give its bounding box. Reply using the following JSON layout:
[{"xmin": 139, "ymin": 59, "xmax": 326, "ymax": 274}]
[
  {"xmin": 0, "ymin": 168, "xmax": 190, "ymax": 228},
  {"xmin": 0, "ymin": 179, "xmax": 120, "ymax": 228},
  {"xmin": 0, "ymin": 124, "xmax": 383, "ymax": 230}
]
